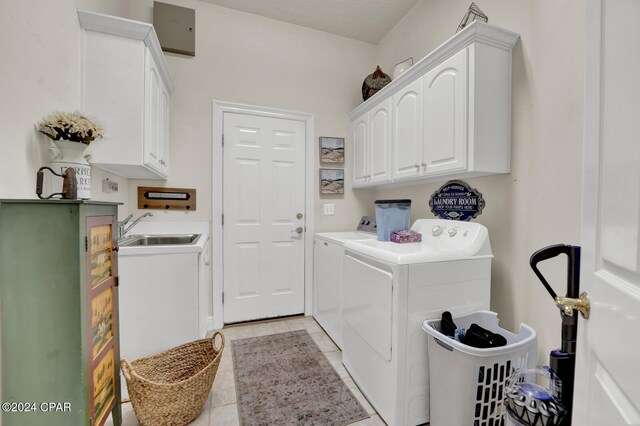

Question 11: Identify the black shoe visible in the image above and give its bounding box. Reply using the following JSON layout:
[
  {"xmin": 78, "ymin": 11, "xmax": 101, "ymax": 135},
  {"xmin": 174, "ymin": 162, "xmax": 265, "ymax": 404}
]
[
  {"xmin": 462, "ymin": 323, "xmax": 507, "ymax": 348},
  {"xmin": 441, "ymin": 311, "xmax": 457, "ymax": 337}
]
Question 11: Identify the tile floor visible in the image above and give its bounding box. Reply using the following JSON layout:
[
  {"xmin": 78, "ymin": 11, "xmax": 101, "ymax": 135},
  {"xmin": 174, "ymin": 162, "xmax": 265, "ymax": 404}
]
[{"xmin": 109, "ymin": 316, "xmax": 386, "ymax": 426}]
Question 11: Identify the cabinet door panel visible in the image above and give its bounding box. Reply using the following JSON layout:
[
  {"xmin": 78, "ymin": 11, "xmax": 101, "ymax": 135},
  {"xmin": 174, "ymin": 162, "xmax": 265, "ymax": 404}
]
[
  {"xmin": 352, "ymin": 115, "xmax": 368, "ymax": 186},
  {"xmin": 423, "ymin": 49, "xmax": 468, "ymax": 175},
  {"xmin": 160, "ymin": 83, "xmax": 170, "ymax": 173},
  {"xmin": 369, "ymin": 98, "xmax": 392, "ymax": 183},
  {"xmin": 86, "ymin": 215, "xmax": 118, "ymax": 426},
  {"xmin": 393, "ymin": 79, "xmax": 423, "ymax": 180},
  {"xmin": 144, "ymin": 50, "xmax": 163, "ymax": 173}
]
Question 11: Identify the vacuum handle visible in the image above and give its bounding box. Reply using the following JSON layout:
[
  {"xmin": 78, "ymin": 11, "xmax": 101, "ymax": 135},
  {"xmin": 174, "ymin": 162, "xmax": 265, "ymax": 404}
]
[{"xmin": 529, "ymin": 244, "xmax": 572, "ymax": 300}]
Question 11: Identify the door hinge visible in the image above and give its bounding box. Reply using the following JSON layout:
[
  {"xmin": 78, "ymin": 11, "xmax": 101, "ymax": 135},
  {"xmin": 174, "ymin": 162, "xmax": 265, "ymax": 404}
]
[
  {"xmin": 222, "ymin": 214, "xmax": 224, "ymax": 226},
  {"xmin": 222, "ymin": 292, "xmax": 224, "ymax": 305},
  {"xmin": 222, "ymin": 134, "xmax": 225, "ymax": 147},
  {"xmin": 85, "ymin": 236, "xmax": 88, "ymax": 252},
  {"xmin": 114, "ymin": 276, "xmax": 119, "ymax": 287}
]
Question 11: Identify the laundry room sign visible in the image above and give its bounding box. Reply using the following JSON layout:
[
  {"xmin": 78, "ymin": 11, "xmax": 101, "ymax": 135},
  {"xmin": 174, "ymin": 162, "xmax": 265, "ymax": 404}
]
[{"xmin": 429, "ymin": 180, "xmax": 485, "ymax": 221}]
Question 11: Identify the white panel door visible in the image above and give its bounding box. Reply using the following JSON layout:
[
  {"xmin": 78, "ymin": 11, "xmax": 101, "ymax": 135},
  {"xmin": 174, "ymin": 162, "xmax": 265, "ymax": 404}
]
[
  {"xmin": 223, "ymin": 112, "xmax": 306, "ymax": 323},
  {"xmin": 423, "ymin": 49, "xmax": 468, "ymax": 175},
  {"xmin": 573, "ymin": 0, "xmax": 640, "ymax": 424},
  {"xmin": 352, "ymin": 114, "xmax": 368, "ymax": 186},
  {"xmin": 392, "ymin": 78, "xmax": 424, "ymax": 180},
  {"xmin": 368, "ymin": 98, "xmax": 392, "ymax": 184}
]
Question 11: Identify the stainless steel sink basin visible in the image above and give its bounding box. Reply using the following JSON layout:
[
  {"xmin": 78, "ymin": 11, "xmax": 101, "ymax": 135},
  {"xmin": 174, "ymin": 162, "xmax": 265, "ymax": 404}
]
[{"xmin": 119, "ymin": 234, "xmax": 201, "ymax": 247}]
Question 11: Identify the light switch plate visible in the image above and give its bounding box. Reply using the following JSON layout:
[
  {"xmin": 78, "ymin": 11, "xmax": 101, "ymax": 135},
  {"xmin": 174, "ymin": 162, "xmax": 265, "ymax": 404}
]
[
  {"xmin": 102, "ymin": 179, "xmax": 118, "ymax": 193},
  {"xmin": 323, "ymin": 204, "xmax": 335, "ymax": 215}
]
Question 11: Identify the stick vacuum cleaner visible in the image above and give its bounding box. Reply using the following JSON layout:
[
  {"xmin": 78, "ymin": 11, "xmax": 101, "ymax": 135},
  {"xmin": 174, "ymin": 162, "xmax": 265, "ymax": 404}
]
[{"xmin": 529, "ymin": 244, "xmax": 590, "ymax": 426}]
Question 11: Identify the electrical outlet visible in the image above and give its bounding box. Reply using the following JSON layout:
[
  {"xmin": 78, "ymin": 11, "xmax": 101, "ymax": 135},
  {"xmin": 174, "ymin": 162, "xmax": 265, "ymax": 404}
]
[
  {"xmin": 102, "ymin": 179, "xmax": 119, "ymax": 193},
  {"xmin": 323, "ymin": 203, "xmax": 335, "ymax": 215}
]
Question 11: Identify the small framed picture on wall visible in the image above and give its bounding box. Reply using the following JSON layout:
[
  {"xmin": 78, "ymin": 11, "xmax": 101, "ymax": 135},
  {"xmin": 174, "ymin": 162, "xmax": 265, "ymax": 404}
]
[
  {"xmin": 320, "ymin": 168, "xmax": 344, "ymax": 194},
  {"xmin": 319, "ymin": 137, "xmax": 345, "ymax": 163}
]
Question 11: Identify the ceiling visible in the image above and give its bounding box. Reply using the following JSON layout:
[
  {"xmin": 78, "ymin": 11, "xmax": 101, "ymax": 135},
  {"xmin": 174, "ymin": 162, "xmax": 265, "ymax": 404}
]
[{"xmin": 199, "ymin": 0, "xmax": 420, "ymax": 44}]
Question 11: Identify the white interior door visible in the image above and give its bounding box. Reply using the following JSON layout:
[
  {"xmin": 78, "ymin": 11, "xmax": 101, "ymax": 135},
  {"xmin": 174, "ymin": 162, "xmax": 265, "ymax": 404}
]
[
  {"xmin": 223, "ymin": 112, "xmax": 306, "ymax": 323},
  {"xmin": 573, "ymin": 0, "xmax": 640, "ymax": 423}
]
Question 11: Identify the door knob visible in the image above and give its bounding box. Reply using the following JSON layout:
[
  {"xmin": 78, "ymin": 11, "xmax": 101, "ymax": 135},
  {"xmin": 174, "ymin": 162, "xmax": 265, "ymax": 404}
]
[
  {"xmin": 296, "ymin": 213, "xmax": 303, "ymax": 220},
  {"xmin": 293, "ymin": 226, "xmax": 304, "ymax": 234}
]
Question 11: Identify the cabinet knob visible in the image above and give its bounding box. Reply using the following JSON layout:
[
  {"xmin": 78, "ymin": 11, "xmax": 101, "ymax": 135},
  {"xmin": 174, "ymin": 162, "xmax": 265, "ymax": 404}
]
[
  {"xmin": 415, "ymin": 163, "xmax": 420, "ymax": 169},
  {"xmin": 421, "ymin": 162, "xmax": 426, "ymax": 167},
  {"xmin": 159, "ymin": 159, "xmax": 166, "ymax": 166}
]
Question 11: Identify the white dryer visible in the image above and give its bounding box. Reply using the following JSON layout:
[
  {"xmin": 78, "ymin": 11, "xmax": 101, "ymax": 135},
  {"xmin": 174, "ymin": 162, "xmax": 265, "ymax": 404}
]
[
  {"xmin": 342, "ymin": 219, "xmax": 493, "ymax": 426},
  {"xmin": 313, "ymin": 216, "xmax": 377, "ymax": 348}
]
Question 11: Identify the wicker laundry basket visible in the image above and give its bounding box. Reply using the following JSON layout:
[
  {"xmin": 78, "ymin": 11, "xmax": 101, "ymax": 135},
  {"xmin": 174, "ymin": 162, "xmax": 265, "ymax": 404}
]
[{"xmin": 120, "ymin": 331, "xmax": 225, "ymax": 426}]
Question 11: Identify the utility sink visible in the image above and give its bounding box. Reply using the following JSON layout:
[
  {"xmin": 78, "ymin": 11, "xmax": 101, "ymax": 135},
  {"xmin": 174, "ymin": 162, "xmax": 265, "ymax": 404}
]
[{"xmin": 119, "ymin": 234, "xmax": 201, "ymax": 247}]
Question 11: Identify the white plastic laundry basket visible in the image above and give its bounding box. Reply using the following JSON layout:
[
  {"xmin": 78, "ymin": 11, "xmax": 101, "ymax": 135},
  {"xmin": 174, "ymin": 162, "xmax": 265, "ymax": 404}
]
[{"xmin": 423, "ymin": 310, "xmax": 537, "ymax": 426}]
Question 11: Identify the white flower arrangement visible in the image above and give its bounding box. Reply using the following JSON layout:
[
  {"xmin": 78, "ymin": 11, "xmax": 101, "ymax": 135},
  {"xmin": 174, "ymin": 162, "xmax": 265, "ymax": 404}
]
[{"xmin": 38, "ymin": 111, "xmax": 104, "ymax": 145}]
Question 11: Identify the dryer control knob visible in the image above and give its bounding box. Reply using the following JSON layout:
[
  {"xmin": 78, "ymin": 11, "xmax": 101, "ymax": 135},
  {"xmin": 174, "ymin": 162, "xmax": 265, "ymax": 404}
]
[
  {"xmin": 448, "ymin": 227, "xmax": 457, "ymax": 237},
  {"xmin": 432, "ymin": 225, "xmax": 444, "ymax": 236}
]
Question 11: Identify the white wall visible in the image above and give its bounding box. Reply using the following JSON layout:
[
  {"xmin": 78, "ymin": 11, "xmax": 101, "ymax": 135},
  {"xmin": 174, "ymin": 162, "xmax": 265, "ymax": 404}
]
[
  {"xmin": 374, "ymin": 0, "xmax": 585, "ymax": 363},
  {"xmin": 115, "ymin": 0, "xmax": 378, "ymax": 232},
  {"xmin": 0, "ymin": 0, "xmax": 131, "ymax": 207}
]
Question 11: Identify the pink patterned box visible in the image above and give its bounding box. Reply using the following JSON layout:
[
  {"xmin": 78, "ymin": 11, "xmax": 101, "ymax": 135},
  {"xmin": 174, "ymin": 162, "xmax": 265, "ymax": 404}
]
[{"xmin": 390, "ymin": 230, "xmax": 422, "ymax": 243}]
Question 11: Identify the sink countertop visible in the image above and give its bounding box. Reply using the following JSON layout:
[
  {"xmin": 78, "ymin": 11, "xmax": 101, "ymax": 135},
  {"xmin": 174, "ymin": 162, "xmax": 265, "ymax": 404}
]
[
  {"xmin": 117, "ymin": 220, "xmax": 209, "ymax": 255},
  {"xmin": 118, "ymin": 233, "xmax": 209, "ymax": 255}
]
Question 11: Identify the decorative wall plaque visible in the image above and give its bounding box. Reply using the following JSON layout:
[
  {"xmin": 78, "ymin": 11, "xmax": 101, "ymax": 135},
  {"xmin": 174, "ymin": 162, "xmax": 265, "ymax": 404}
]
[
  {"xmin": 138, "ymin": 187, "xmax": 196, "ymax": 210},
  {"xmin": 429, "ymin": 180, "xmax": 485, "ymax": 221}
]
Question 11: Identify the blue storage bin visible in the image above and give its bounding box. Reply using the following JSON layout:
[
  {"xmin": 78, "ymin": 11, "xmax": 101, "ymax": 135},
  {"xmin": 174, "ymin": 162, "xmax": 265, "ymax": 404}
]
[{"xmin": 375, "ymin": 199, "xmax": 411, "ymax": 241}]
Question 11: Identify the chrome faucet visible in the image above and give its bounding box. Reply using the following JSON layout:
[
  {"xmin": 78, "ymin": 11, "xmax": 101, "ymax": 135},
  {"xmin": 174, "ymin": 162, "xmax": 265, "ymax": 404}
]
[{"xmin": 119, "ymin": 212, "xmax": 153, "ymax": 238}]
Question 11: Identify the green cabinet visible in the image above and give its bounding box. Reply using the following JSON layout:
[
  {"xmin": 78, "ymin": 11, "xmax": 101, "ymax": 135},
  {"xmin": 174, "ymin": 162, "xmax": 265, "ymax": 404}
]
[{"xmin": 0, "ymin": 200, "xmax": 122, "ymax": 426}]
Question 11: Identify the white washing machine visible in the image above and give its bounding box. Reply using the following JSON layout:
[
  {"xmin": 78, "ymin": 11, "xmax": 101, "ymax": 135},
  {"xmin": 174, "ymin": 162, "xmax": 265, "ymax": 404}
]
[
  {"xmin": 313, "ymin": 216, "xmax": 377, "ymax": 348},
  {"xmin": 342, "ymin": 219, "xmax": 493, "ymax": 426}
]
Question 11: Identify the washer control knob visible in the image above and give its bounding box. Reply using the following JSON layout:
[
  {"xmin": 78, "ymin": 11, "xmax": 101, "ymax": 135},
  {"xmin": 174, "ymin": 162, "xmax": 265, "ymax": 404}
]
[
  {"xmin": 432, "ymin": 225, "xmax": 444, "ymax": 236},
  {"xmin": 448, "ymin": 227, "xmax": 457, "ymax": 237}
]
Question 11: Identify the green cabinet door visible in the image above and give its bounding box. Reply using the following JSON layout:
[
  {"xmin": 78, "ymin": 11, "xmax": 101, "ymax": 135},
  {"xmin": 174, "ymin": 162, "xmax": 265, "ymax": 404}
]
[{"xmin": 0, "ymin": 200, "xmax": 122, "ymax": 426}]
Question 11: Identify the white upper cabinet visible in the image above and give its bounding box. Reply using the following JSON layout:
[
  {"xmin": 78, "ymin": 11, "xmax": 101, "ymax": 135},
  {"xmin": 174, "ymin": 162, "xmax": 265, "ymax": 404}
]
[
  {"xmin": 392, "ymin": 78, "xmax": 423, "ymax": 180},
  {"xmin": 368, "ymin": 99, "xmax": 392, "ymax": 184},
  {"xmin": 352, "ymin": 115, "xmax": 368, "ymax": 186},
  {"xmin": 349, "ymin": 22, "xmax": 519, "ymax": 188},
  {"xmin": 422, "ymin": 49, "xmax": 468, "ymax": 176},
  {"xmin": 79, "ymin": 11, "xmax": 175, "ymax": 179},
  {"xmin": 351, "ymin": 98, "xmax": 392, "ymax": 187}
]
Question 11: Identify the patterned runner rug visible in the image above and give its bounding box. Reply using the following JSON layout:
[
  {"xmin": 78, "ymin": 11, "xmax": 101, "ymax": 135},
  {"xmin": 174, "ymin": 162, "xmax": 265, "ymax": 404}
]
[{"xmin": 232, "ymin": 330, "xmax": 369, "ymax": 425}]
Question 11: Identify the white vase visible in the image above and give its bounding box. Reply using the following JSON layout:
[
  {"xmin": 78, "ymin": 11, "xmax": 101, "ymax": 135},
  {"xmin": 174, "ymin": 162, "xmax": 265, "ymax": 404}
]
[{"xmin": 48, "ymin": 140, "xmax": 92, "ymax": 199}]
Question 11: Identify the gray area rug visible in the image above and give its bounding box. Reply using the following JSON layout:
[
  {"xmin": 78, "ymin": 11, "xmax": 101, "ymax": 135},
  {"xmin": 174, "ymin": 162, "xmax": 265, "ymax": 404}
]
[{"xmin": 232, "ymin": 330, "xmax": 369, "ymax": 426}]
